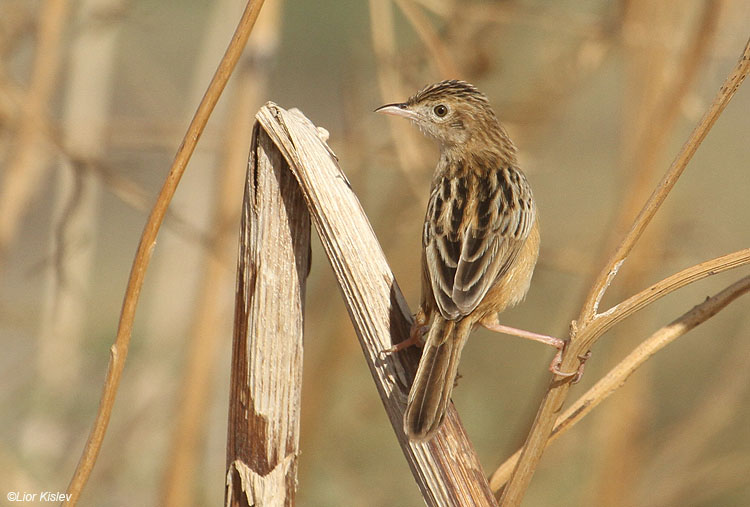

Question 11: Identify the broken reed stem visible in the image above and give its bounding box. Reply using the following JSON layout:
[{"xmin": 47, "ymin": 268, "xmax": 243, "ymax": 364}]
[
  {"xmin": 490, "ymin": 274, "xmax": 750, "ymax": 492},
  {"xmin": 225, "ymin": 125, "xmax": 310, "ymax": 506},
  {"xmin": 63, "ymin": 1, "xmax": 266, "ymax": 504},
  {"xmin": 500, "ymin": 36, "xmax": 750, "ymax": 506},
  {"xmin": 255, "ymin": 103, "xmax": 498, "ymax": 506}
]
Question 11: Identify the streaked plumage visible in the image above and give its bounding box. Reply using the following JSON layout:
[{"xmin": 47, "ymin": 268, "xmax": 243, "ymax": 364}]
[{"xmin": 376, "ymin": 80, "xmax": 540, "ymax": 441}]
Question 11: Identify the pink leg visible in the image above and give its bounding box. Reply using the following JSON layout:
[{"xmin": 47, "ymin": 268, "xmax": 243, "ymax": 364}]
[
  {"xmin": 382, "ymin": 325, "xmax": 428, "ymax": 354},
  {"xmin": 481, "ymin": 321, "xmax": 565, "ymax": 349},
  {"xmin": 382, "ymin": 310, "xmax": 429, "ymax": 354},
  {"xmin": 480, "ymin": 316, "xmax": 590, "ymax": 381}
]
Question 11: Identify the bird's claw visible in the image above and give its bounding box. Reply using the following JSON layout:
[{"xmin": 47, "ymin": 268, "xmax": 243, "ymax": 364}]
[
  {"xmin": 381, "ymin": 321, "xmax": 429, "ymax": 356},
  {"xmin": 549, "ymin": 346, "xmax": 591, "ymax": 384}
]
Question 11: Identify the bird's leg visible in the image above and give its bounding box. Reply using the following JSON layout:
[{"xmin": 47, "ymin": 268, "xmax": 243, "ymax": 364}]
[
  {"xmin": 480, "ymin": 315, "xmax": 590, "ymax": 382},
  {"xmin": 480, "ymin": 315, "xmax": 564, "ymax": 348},
  {"xmin": 382, "ymin": 309, "xmax": 429, "ymax": 354}
]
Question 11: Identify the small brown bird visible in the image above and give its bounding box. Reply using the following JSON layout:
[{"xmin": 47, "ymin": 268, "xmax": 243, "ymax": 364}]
[{"xmin": 376, "ymin": 80, "xmax": 566, "ymax": 441}]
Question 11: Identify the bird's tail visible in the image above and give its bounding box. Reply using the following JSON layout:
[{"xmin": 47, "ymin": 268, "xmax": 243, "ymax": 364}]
[{"xmin": 404, "ymin": 317, "xmax": 471, "ymax": 441}]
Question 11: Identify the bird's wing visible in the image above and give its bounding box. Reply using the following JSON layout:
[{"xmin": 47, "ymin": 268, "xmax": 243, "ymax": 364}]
[{"xmin": 424, "ymin": 166, "xmax": 535, "ymax": 320}]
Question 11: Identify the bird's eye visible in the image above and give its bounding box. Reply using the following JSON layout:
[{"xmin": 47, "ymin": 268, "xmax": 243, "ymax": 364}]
[{"xmin": 433, "ymin": 104, "xmax": 448, "ymax": 117}]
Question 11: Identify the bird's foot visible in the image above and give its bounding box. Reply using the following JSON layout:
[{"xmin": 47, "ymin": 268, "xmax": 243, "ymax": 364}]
[
  {"xmin": 382, "ymin": 311, "xmax": 428, "ymax": 355},
  {"xmin": 549, "ymin": 346, "xmax": 591, "ymax": 384}
]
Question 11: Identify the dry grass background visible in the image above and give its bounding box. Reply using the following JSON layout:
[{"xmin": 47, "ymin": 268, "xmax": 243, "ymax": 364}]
[{"xmin": 1, "ymin": 0, "xmax": 749, "ymax": 505}]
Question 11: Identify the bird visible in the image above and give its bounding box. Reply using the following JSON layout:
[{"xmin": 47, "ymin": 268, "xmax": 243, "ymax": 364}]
[{"xmin": 376, "ymin": 80, "xmax": 567, "ymax": 441}]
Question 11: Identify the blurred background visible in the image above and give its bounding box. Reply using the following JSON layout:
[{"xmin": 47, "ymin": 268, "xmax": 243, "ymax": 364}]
[{"xmin": 1, "ymin": 0, "xmax": 749, "ymax": 505}]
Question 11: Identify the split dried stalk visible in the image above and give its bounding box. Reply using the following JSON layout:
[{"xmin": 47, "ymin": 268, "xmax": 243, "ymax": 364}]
[
  {"xmin": 255, "ymin": 103, "xmax": 498, "ymax": 506},
  {"xmin": 225, "ymin": 125, "xmax": 310, "ymax": 506}
]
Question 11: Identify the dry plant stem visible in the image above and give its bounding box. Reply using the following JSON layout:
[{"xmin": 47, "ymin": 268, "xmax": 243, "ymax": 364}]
[
  {"xmin": 225, "ymin": 126, "xmax": 310, "ymax": 506},
  {"xmin": 500, "ymin": 37, "xmax": 750, "ymax": 506},
  {"xmin": 63, "ymin": 1, "xmax": 266, "ymax": 504},
  {"xmin": 579, "ymin": 36, "xmax": 750, "ymax": 324},
  {"xmin": 592, "ymin": 6, "xmax": 721, "ymax": 501},
  {"xmin": 162, "ymin": 7, "xmax": 279, "ymax": 501},
  {"xmin": 256, "ymin": 104, "xmax": 498, "ymax": 506},
  {"xmin": 589, "ymin": 248, "xmax": 750, "ymax": 338},
  {"xmin": 612, "ymin": 0, "xmax": 721, "ymax": 246},
  {"xmin": 490, "ymin": 274, "xmax": 750, "ymax": 491}
]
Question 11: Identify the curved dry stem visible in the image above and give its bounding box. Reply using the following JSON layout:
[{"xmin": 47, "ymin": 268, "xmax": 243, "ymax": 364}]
[
  {"xmin": 585, "ymin": 248, "xmax": 750, "ymax": 347},
  {"xmin": 500, "ymin": 36, "xmax": 750, "ymax": 507},
  {"xmin": 595, "ymin": 0, "xmax": 721, "ymax": 274},
  {"xmin": 63, "ymin": 1, "xmax": 266, "ymax": 504},
  {"xmin": 578, "ymin": 36, "xmax": 750, "ymax": 322},
  {"xmin": 490, "ymin": 274, "xmax": 750, "ymax": 493}
]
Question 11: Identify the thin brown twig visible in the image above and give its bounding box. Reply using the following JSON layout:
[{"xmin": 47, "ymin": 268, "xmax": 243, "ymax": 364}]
[
  {"xmin": 606, "ymin": 0, "xmax": 722, "ymax": 250},
  {"xmin": 490, "ymin": 274, "xmax": 750, "ymax": 492},
  {"xmin": 628, "ymin": 0, "xmax": 720, "ymax": 231},
  {"xmin": 160, "ymin": 4, "xmax": 280, "ymax": 501},
  {"xmin": 586, "ymin": 248, "xmax": 750, "ymax": 339},
  {"xmin": 578, "ymin": 36, "xmax": 750, "ymax": 325},
  {"xmin": 63, "ymin": 1, "xmax": 266, "ymax": 504},
  {"xmin": 500, "ymin": 36, "xmax": 750, "ymax": 506},
  {"xmin": 591, "ymin": 5, "xmax": 722, "ymax": 501}
]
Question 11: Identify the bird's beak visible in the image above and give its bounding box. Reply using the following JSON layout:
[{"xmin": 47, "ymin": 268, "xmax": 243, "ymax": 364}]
[{"xmin": 374, "ymin": 102, "xmax": 419, "ymax": 120}]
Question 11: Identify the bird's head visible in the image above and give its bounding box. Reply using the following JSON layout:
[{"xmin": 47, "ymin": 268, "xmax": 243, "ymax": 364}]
[{"xmin": 375, "ymin": 80, "xmax": 507, "ymax": 156}]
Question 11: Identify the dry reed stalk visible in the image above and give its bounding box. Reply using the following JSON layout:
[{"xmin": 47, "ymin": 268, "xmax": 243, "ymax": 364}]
[
  {"xmin": 254, "ymin": 103, "xmax": 498, "ymax": 505},
  {"xmin": 0, "ymin": 0, "xmax": 71, "ymax": 271},
  {"xmin": 144, "ymin": 0, "xmax": 239, "ymax": 355},
  {"xmin": 490, "ymin": 274, "xmax": 750, "ymax": 491},
  {"xmin": 161, "ymin": 3, "xmax": 282, "ymax": 504},
  {"xmin": 63, "ymin": 1, "xmax": 267, "ymax": 504},
  {"xmin": 148, "ymin": 5, "xmax": 256, "ymax": 500},
  {"xmin": 225, "ymin": 123, "xmax": 310, "ymax": 506},
  {"xmin": 499, "ymin": 35, "xmax": 750, "ymax": 505}
]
